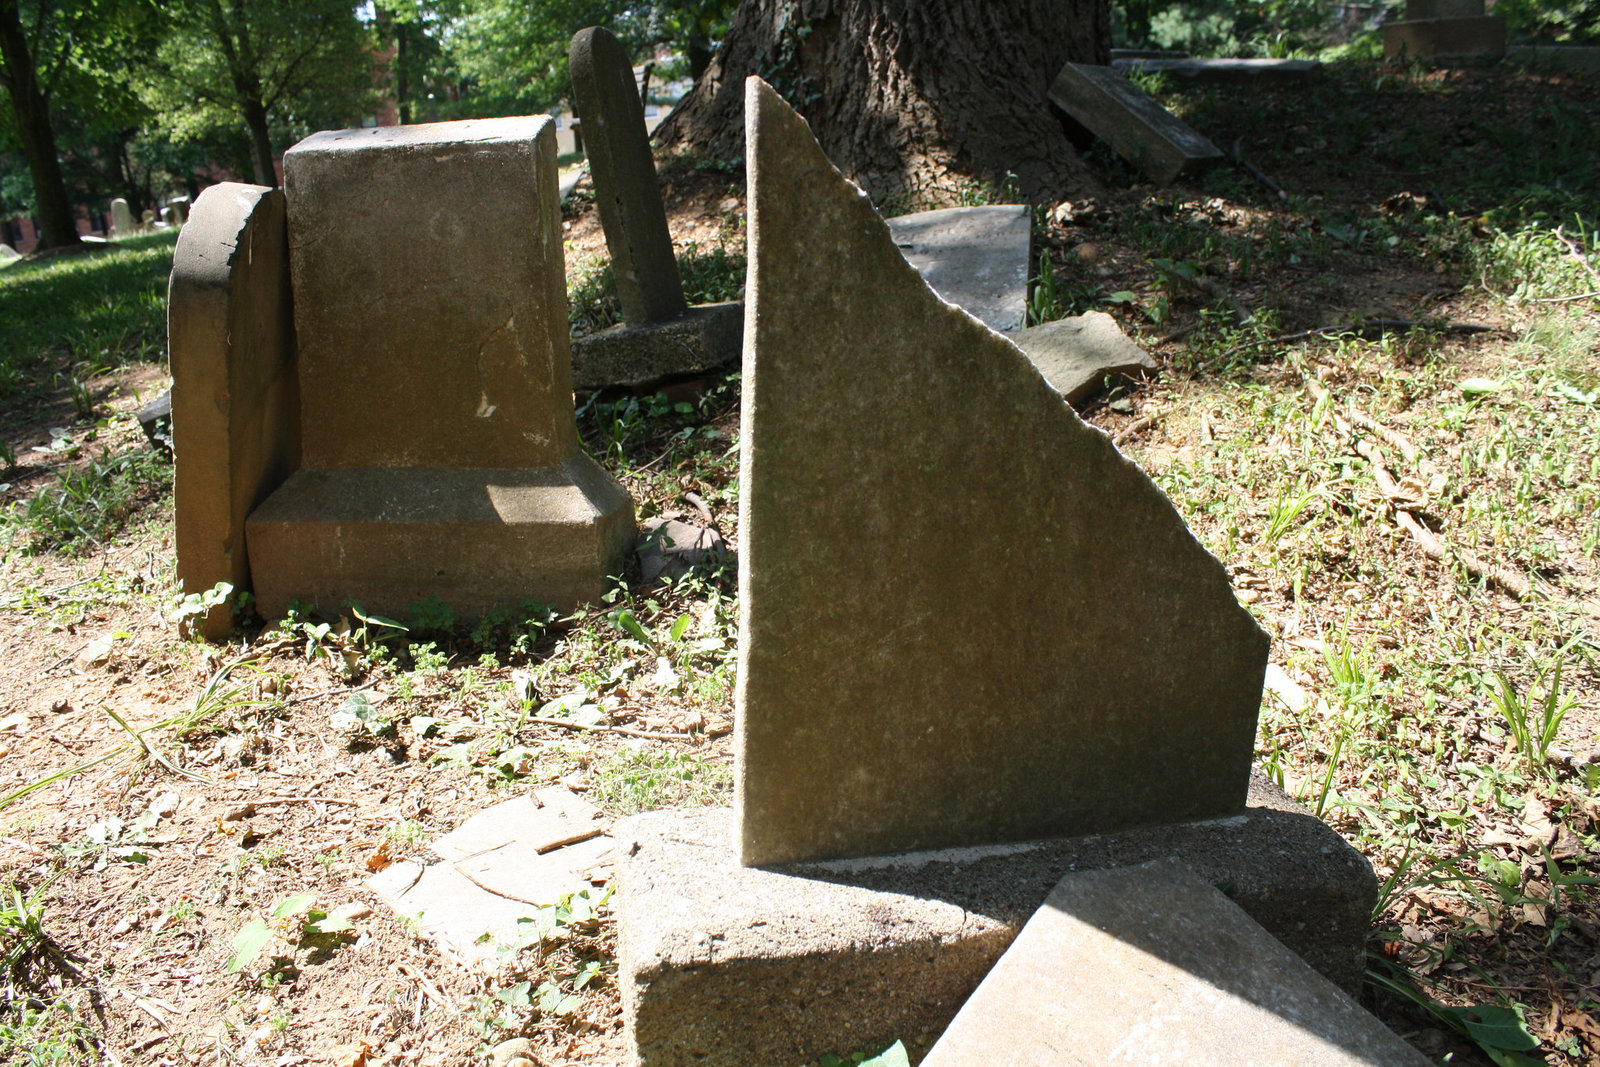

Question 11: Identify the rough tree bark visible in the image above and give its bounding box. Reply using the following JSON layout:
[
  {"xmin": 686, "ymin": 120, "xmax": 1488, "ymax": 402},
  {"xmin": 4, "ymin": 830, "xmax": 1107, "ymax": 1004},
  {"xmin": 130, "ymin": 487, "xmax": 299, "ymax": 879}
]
[
  {"xmin": 654, "ymin": 0, "xmax": 1111, "ymax": 203},
  {"xmin": 0, "ymin": 0, "xmax": 81, "ymax": 250}
]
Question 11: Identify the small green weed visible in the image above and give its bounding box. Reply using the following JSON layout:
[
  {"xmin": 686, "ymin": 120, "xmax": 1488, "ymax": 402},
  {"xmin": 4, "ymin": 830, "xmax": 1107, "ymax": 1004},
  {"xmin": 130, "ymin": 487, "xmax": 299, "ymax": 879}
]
[{"xmin": 591, "ymin": 747, "xmax": 731, "ymax": 815}]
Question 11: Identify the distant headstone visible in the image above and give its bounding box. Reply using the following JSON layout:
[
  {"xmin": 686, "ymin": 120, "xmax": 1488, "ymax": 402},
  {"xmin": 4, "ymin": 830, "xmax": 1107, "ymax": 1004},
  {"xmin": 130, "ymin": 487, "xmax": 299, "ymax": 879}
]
[
  {"xmin": 169, "ymin": 184, "xmax": 301, "ymax": 639},
  {"xmin": 167, "ymin": 197, "xmax": 190, "ymax": 227},
  {"xmin": 1049, "ymin": 64, "xmax": 1225, "ymax": 184},
  {"xmin": 736, "ymin": 77, "xmax": 1267, "ymax": 866},
  {"xmin": 110, "ymin": 198, "xmax": 134, "ymax": 237},
  {"xmin": 885, "ymin": 205, "xmax": 1031, "ymax": 334},
  {"xmin": 1013, "ymin": 310, "xmax": 1158, "ymax": 408},
  {"xmin": 570, "ymin": 26, "xmax": 684, "ymax": 326},
  {"xmin": 922, "ymin": 862, "xmax": 1433, "ymax": 1066},
  {"xmin": 241, "ymin": 118, "xmax": 635, "ymax": 622},
  {"xmin": 140, "ymin": 208, "xmax": 156, "ymax": 228},
  {"xmin": 567, "ymin": 26, "xmax": 742, "ymax": 389},
  {"xmin": 1110, "ymin": 57, "xmax": 1323, "ymax": 84},
  {"xmin": 0, "ymin": 243, "xmax": 18, "ymax": 262},
  {"xmin": 1383, "ymin": 13, "xmax": 1505, "ymax": 57}
]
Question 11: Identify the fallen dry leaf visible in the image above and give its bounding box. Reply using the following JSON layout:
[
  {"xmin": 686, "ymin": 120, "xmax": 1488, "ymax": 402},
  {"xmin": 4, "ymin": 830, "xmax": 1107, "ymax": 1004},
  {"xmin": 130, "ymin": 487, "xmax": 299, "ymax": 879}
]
[
  {"xmin": 364, "ymin": 841, "xmax": 396, "ymax": 872},
  {"xmin": 326, "ymin": 1040, "xmax": 371, "ymax": 1067}
]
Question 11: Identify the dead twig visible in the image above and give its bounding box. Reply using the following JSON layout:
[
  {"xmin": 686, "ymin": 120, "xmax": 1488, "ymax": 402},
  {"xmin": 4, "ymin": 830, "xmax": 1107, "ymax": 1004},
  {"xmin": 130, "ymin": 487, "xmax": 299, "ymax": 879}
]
[
  {"xmin": 1525, "ymin": 290, "xmax": 1600, "ymax": 304},
  {"xmin": 1394, "ymin": 510, "xmax": 1534, "ymax": 600},
  {"xmin": 255, "ymin": 795, "xmax": 358, "ymax": 807},
  {"xmin": 1223, "ymin": 319, "xmax": 1492, "ymax": 360},
  {"xmin": 1112, "ymin": 416, "xmax": 1156, "ymax": 446},
  {"xmin": 1307, "ymin": 378, "xmax": 1540, "ymax": 601},
  {"xmin": 283, "ymin": 678, "xmax": 379, "ymax": 707},
  {"xmin": 1232, "ymin": 139, "xmax": 1288, "ymax": 202},
  {"xmin": 524, "ymin": 716, "xmax": 693, "ymax": 742}
]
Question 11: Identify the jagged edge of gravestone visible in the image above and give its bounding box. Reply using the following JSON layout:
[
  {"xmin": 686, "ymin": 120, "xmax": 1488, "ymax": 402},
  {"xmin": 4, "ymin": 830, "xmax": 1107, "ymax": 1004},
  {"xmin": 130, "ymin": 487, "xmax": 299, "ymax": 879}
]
[{"xmin": 735, "ymin": 75, "xmax": 1269, "ymax": 866}]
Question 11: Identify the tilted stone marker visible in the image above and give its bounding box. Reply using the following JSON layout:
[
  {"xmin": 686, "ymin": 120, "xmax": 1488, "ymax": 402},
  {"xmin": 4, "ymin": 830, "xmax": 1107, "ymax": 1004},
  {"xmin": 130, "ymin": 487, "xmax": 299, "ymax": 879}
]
[
  {"xmin": 922, "ymin": 862, "xmax": 1433, "ymax": 1067},
  {"xmin": 241, "ymin": 117, "xmax": 634, "ymax": 621},
  {"xmin": 169, "ymin": 184, "xmax": 300, "ymax": 639},
  {"xmin": 0, "ymin": 243, "xmax": 18, "ymax": 262},
  {"xmin": 1049, "ymin": 63, "xmax": 1225, "ymax": 184},
  {"xmin": 885, "ymin": 205, "xmax": 1031, "ymax": 334},
  {"xmin": 737, "ymin": 76, "xmax": 1266, "ymax": 867},
  {"xmin": 567, "ymin": 26, "xmax": 741, "ymax": 389},
  {"xmin": 1013, "ymin": 309, "xmax": 1158, "ymax": 408},
  {"xmin": 109, "ymin": 197, "xmax": 134, "ymax": 238}
]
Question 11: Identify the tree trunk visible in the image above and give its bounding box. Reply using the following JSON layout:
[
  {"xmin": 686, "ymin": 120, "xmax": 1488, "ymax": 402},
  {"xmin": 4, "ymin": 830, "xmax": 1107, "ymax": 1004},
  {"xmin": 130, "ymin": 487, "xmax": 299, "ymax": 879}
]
[
  {"xmin": 242, "ymin": 95, "xmax": 275, "ymax": 186},
  {"xmin": 655, "ymin": 0, "xmax": 1110, "ymax": 204},
  {"xmin": 0, "ymin": 0, "xmax": 81, "ymax": 250}
]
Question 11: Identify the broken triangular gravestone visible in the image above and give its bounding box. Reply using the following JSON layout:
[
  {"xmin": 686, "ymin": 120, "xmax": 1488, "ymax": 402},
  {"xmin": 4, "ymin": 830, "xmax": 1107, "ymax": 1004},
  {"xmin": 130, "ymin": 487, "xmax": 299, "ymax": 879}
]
[
  {"xmin": 1048, "ymin": 63, "xmax": 1224, "ymax": 183},
  {"xmin": 615, "ymin": 79, "xmax": 1384, "ymax": 1067},
  {"xmin": 737, "ymin": 77, "xmax": 1268, "ymax": 867}
]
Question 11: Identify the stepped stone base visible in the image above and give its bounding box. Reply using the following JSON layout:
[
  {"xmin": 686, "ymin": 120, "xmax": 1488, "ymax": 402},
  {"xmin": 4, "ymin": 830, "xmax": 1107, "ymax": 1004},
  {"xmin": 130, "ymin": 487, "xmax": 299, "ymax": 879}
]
[
  {"xmin": 1384, "ymin": 15, "xmax": 1506, "ymax": 58},
  {"xmin": 616, "ymin": 776, "xmax": 1376, "ymax": 1067},
  {"xmin": 244, "ymin": 455, "xmax": 634, "ymax": 621}
]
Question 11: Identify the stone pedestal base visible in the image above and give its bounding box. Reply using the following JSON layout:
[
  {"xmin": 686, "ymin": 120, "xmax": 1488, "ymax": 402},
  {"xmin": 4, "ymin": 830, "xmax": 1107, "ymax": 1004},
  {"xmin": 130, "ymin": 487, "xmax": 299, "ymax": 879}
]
[
  {"xmin": 616, "ymin": 776, "xmax": 1376, "ymax": 1067},
  {"xmin": 245, "ymin": 454, "xmax": 634, "ymax": 621},
  {"xmin": 1384, "ymin": 15, "xmax": 1506, "ymax": 58},
  {"xmin": 569, "ymin": 301, "xmax": 743, "ymax": 390}
]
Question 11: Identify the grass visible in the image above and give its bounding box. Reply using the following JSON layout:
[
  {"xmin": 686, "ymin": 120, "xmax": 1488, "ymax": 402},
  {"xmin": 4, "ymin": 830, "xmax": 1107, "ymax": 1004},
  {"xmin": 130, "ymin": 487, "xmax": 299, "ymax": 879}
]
[{"xmin": 0, "ymin": 233, "xmax": 176, "ymax": 402}]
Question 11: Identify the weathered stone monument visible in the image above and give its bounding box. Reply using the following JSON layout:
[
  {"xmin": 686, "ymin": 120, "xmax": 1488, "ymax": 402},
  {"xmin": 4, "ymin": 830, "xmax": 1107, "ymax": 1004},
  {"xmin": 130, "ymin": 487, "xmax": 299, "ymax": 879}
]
[
  {"xmin": 614, "ymin": 78, "xmax": 1404, "ymax": 1065},
  {"xmin": 0, "ymin": 243, "xmax": 18, "ymax": 263},
  {"xmin": 1049, "ymin": 63, "xmax": 1225, "ymax": 183},
  {"xmin": 1383, "ymin": 0, "xmax": 1506, "ymax": 58},
  {"xmin": 167, "ymin": 196, "xmax": 190, "ymax": 227},
  {"xmin": 566, "ymin": 26, "xmax": 741, "ymax": 389},
  {"xmin": 109, "ymin": 198, "xmax": 134, "ymax": 238},
  {"xmin": 171, "ymin": 117, "xmax": 634, "ymax": 630},
  {"xmin": 169, "ymin": 184, "xmax": 300, "ymax": 639}
]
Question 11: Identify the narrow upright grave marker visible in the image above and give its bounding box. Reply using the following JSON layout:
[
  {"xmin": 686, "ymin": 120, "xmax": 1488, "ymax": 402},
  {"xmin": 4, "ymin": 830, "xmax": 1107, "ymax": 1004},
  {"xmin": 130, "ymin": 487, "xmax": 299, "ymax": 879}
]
[
  {"xmin": 737, "ymin": 77, "xmax": 1268, "ymax": 867},
  {"xmin": 168, "ymin": 183, "xmax": 300, "ymax": 639},
  {"xmin": 1049, "ymin": 63, "xmax": 1224, "ymax": 184},
  {"xmin": 567, "ymin": 26, "xmax": 742, "ymax": 389},
  {"xmin": 110, "ymin": 197, "xmax": 134, "ymax": 237},
  {"xmin": 242, "ymin": 117, "xmax": 634, "ymax": 622}
]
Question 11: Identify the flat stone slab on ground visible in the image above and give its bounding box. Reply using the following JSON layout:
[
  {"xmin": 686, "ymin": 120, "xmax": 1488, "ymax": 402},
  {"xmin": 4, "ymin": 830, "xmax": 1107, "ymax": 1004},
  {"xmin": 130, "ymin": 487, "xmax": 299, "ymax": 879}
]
[
  {"xmin": 569, "ymin": 301, "xmax": 743, "ymax": 389},
  {"xmin": 923, "ymin": 861, "xmax": 1430, "ymax": 1066},
  {"xmin": 617, "ymin": 776, "xmax": 1376, "ymax": 1067},
  {"xmin": 369, "ymin": 788, "xmax": 611, "ymax": 966},
  {"xmin": 636, "ymin": 517, "xmax": 726, "ymax": 584},
  {"xmin": 885, "ymin": 205, "xmax": 1030, "ymax": 334},
  {"xmin": 1110, "ymin": 57, "xmax": 1323, "ymax": 84},
  {"xmin": 737, "ymin": 78, "xmax": 1265, "ymax": 866},
  {"xmin": 1049, "ymin": 63, "xmax": 1225, "ymax": 184},
  {"xmin": 1013, "ymin": 310, "xmax": 1158, "ymax": 407},
  {"xmin": 1506, "ymin": 44, "xmax": 1600, "ymax": 71}
]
